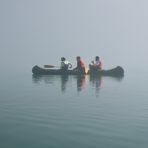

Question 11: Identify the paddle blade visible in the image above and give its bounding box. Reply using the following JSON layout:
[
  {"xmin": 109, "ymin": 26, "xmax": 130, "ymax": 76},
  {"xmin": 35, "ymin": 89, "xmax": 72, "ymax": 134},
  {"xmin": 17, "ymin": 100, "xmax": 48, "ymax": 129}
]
[{"xmin": 44, "ymin": 65, "xmax": 55, "ymax": 68}]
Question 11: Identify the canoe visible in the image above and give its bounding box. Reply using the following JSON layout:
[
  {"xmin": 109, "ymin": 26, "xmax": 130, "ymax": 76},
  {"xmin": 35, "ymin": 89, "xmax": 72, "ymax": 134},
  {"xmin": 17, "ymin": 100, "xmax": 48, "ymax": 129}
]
[
  {"xmin": 88, "ymin": 66, "xmax": 124, "ymax": 77},
  {"xmin": 32, "ymin": 65, "xmax": 85, "ymax": 75},
  {"xmin": 32, "ymin": 65, "xmax": 124, "ymax": 77}
]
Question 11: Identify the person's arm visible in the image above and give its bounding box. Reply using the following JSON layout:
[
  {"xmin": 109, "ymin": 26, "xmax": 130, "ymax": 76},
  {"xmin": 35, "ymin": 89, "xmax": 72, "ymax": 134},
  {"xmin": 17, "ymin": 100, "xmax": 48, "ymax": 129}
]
[
  {"xmin": 68, "ymin": 62, "xmax": 72, "ymax": 69},
  {"xmin": 73, "ymin": 62, "xmax": 78, "ymax": 71},
  {"xmin": 99, "ymin": 61, "xmax": 102, "ymax": 70}
]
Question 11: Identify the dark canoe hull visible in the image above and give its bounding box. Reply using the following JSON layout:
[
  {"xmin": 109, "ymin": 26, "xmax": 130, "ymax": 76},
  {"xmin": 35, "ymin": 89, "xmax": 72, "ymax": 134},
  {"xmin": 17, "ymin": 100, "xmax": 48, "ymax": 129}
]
[
  {"xmin": 32, "ymin": 65, "xmax": 124, "ymax": 77},
  {"xmin": 88, "ymin": 66, "xmax": 124, "ymax": 77},
  {"xmin": 32, "ymin": 65, "xmax": 85, "ymax": 75}
]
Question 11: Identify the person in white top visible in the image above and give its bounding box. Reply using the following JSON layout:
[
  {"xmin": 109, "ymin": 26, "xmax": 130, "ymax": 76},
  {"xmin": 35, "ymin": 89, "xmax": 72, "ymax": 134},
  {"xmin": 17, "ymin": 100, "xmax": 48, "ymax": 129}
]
[
  {"xmin": 95, "ymin": 56, "xmax": 102, "ymax": 70},
  {"xmin": 89, "ymin": 56, "xmax": 102, "ymax": 71},
  {"xmin": 60, "ymin": 57, "xmax": 72, "ymax": 71}
]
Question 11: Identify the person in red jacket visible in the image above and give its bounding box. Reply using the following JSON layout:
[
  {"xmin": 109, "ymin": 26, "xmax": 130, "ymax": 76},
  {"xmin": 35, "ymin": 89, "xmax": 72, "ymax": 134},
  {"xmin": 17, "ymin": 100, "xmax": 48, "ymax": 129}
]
[{"xmin": 73, "ymin": 56, "xmax": 85, "ymax": 73}]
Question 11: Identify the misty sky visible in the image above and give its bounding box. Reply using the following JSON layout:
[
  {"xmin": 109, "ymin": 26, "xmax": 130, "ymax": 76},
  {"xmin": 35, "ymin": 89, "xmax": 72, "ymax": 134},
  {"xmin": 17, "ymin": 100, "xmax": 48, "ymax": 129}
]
[{"xmin": 0, "ymin": 0, "xmax": 148, "ymax": 71}]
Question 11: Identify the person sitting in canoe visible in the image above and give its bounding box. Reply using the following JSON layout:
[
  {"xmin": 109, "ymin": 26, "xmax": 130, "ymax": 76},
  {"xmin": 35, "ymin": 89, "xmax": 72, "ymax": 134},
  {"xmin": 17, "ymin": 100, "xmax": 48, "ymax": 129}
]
[
  {"xmin": 73, "ymin": 56, "xmax": 85, "ymax": 73},
  {"xmin": 89, "ymin": 56, "xmax": 102, "ymax": 71},
  {"xmin": 60, "ymin": 57, "xmax": 72, "ymax": 71}
]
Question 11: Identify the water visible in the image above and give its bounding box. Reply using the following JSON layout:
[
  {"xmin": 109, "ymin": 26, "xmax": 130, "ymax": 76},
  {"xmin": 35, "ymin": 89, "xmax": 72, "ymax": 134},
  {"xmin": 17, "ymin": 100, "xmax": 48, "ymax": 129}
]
[
  {"xmin": 0, "ymin": 67, "xmax": 148, "ymax": 148},
  {"xmin": 1, "ymin": 0, "xmax": 148, "ymax": 147}
]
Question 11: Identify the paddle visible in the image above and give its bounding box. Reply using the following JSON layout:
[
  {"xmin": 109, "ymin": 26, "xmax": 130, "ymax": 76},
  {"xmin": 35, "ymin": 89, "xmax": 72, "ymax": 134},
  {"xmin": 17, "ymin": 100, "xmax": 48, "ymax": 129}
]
[
  {"xmin": 44, "ymin": 65, "xmax": 59, "ymax": 68},
  {"xmin": 44, "ymin": 63, "xmax": 73, "ymax": 69}
]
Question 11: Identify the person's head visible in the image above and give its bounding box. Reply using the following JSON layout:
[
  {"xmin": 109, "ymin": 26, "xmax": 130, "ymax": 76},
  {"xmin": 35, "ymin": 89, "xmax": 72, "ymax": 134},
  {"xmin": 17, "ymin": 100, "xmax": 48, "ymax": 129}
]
[
  {"xmin": 61, "ymin": 57, "xmax": 66, "ymax": 61},
  {"xmin": 95, "ymin": 56, "xmax": 100, "ymax": 61},
  {"xmin": 76, "ymin": 56, "xmax": 81, "ymax": 61}
]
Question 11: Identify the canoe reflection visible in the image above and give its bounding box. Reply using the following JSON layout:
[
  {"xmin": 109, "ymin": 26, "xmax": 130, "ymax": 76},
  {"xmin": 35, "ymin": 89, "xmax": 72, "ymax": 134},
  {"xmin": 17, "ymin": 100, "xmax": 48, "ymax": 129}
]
[
  {"xmin": 32, "ymin": 74, "xmax": 86, "ymax": 93},
  {"xmin": 32, "ymin": 74, "xmax": 124, "ymax": 94},
  {"xmin": 32, "ymin": 74, "xmax": 69, "ymax": 92}
]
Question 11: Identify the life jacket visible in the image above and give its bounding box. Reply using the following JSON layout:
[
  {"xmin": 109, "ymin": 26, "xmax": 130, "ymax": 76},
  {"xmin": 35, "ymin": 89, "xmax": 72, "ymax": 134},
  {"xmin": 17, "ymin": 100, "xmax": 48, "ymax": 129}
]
[
  {"xmin": 77, "ymin": 60, "xmax": 85, "ymax": 69},
  {"xmin": 99, "ymin": 61, "xmax": 102, "ymax": 70},
  {"xmin": 95, "ymin": 60, "xmax": 102, "ymax": 70}
]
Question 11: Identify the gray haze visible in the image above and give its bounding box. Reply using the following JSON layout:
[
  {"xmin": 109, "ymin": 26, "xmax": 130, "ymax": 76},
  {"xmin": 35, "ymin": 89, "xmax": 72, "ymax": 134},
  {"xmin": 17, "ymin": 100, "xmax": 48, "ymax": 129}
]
[{"xmin": 0, "ymin": 0, "xmax": 148, "ymax": 73}]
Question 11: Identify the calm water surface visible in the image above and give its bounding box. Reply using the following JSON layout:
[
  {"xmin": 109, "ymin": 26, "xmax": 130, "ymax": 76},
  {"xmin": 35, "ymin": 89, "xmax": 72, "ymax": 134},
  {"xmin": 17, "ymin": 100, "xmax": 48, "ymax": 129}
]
[{"xmin": 0, "ymin": 68, "xmax": 148, "ymax": 148}]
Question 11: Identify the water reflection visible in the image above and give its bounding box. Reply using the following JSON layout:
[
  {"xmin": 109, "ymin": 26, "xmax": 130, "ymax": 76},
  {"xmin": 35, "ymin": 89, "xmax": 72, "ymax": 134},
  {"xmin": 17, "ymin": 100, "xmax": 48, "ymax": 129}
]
[
  {"xmin": 32, "ymin": 74, "xmax": 124, "ymax": 95},
  {"xmin": 89, "ymin": 75, "xmax": 102, "ymax": 97},
  {"xmin": 32, "ymin": 74, "xmax": 87, "ymax": 93},
  {"xmin": 60, "ymin": 75, "xmax": 69, "ymax": 93},
  {"xmin": 32, "ymin": 74, "xmax": 55, "ymax": 84}
]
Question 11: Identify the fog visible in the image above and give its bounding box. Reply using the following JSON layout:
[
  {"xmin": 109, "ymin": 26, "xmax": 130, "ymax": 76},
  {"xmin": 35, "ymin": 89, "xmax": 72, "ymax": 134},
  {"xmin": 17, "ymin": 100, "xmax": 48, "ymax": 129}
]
[{"xmin": 0, "ymin": 0, "xmax": 148, "ymax": 73}]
